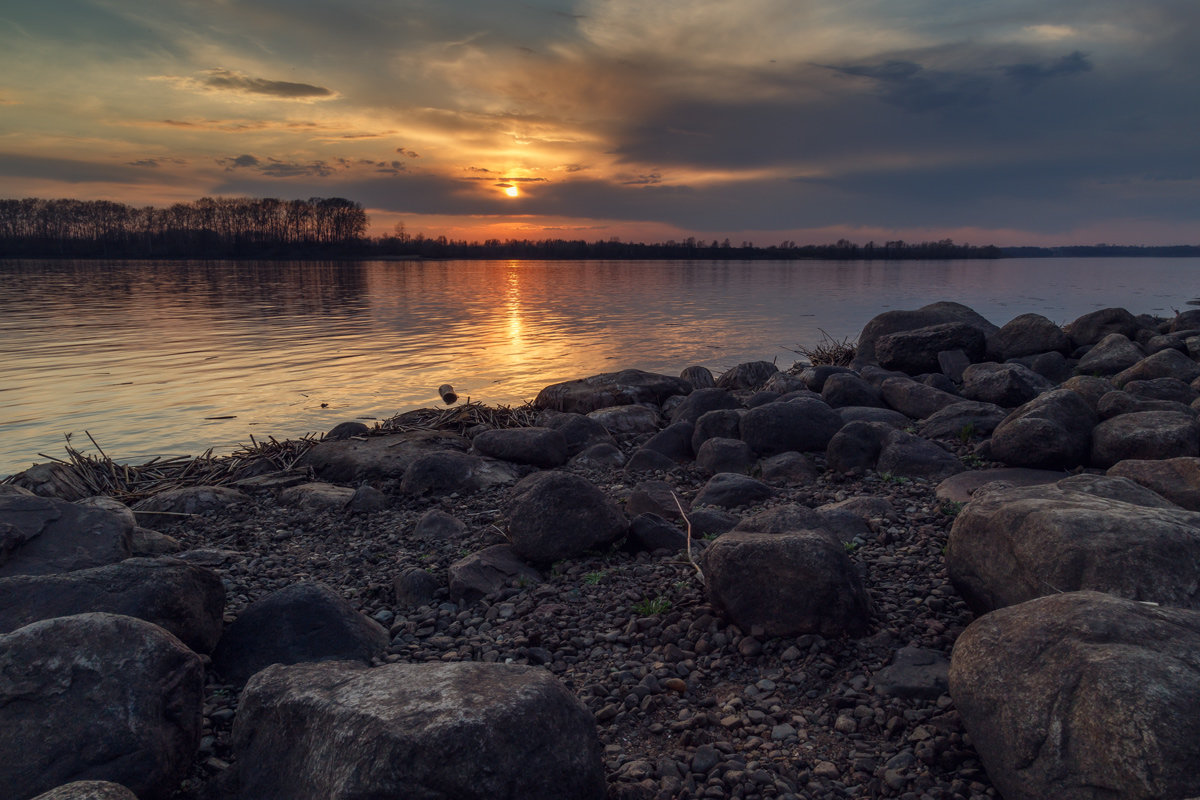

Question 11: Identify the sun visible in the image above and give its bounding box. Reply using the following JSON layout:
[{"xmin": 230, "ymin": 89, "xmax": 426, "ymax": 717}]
[{"xmin": 504, "ymin": 185, "xmax": 519, "ymax": 198}]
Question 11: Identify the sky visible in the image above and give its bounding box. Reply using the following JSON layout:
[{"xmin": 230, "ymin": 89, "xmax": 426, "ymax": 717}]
[{"xmin": 1, "ymin": 0, "xmax": 1198, "ymax": 246}]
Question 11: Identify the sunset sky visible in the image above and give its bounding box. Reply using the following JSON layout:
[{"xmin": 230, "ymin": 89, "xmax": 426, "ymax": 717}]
[{"xmin": 2, "ymin": 1, "xmax": 1198, "ymax": 246}]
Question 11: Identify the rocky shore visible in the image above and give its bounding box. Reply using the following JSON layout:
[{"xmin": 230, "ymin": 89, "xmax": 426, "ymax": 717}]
[{"xmin": 6, "ymin": 300, "xmax": 1200, "ymax": 800}]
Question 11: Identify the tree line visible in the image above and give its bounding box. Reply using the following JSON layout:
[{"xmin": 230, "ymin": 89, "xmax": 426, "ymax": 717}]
[{"xmin": 0, "ymin": 197, "xmax": 368, "ymax": 258}]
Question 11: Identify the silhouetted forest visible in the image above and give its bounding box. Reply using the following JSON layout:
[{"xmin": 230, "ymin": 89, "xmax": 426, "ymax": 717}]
[{"xmin": 1, "ymin": 196, "xmax": 1196, "ymax": 260}]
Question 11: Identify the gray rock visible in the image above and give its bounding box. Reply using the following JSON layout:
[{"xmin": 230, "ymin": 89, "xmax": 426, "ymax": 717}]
[
  {"xmin": 988, "ymin": 313, "xmax": 1071, "ymax": 359},
  {"xmin": 1075, "ymin": 332, "xmax": 1145, "ymax": 375},
  {"xmin": 536, "ymin": 411, "xmax": 617, "ymax": 456},
  {"xmin": 1063, "ymin": 306, "xmax": 1143, "ymax": 348},
  {"xmin": 506, "ymin": 472, "xmax": 627, "ymax": 563},
  {"xmin": 279, "ymin": 482, "xmax": 355, "ymax": 510},
  {"xmin": 472, "ymin": 427, "xmax": 568, "ymax": 467},
  {"xmin": 0, "ymin": 556, "xmax": 224, "ymax": 654},
  {"xmin": 298, "ymin": 430, "xmax": 468, "ymax": 483},
  {"xmin": 917, "ymin": 400, "xmax": 1008, "ymax": 439},
  {"xmin": 623, "ymin": 447, "xmax": 680, "ymax": 473},
  {"xmin": 825, "ymin": 420, "xmax": 892, "ymax": 474},
  {"xmin": 74, "ymin": 496, "xmax": 136, "ymax": 528},
  {"xmin": 640, "ymin": 420, "xmax": 695, "ymax": 462},
  {"xmin": 687, "ymin": 508, "xmax": 740, "ymax": 539},
  {"xmin": 393, "ymin": 566, "xmax": 441, "ymax": 607},
  {"xmin": 669, "ymin": 387, "xmax": 741, "ymax": 425},
  {"xmin": 1091, "ymin": 410, "xmax": 1200, "ymax": 467},
  {"xmin": 716, "ymin": 361, "xmax": 780, "ymax": 390},
  {"xmin": 1096, "ymin": 390, "xmax": 1195, "ymax": 420},
  {"xmin": 739, "ymin": 398, "xmax": 843, "ymax": 455},
  {"xmin": 835, "ymin": 406, "xmax": 911, "ymax": 427},
  {"xmin": 1059, "ymin": 374, "xmax": 1118, "ymax": 412},
  {"xmin": 691, "ymin": 408, "xmax": 744, "ymax": 452},
  {"xmin": 692, "ymin": 473, "xmax": 774, "ymax": 509},
  {"xmin": 960, "ymin": 362, "xmax": 1054, "ymax": 407},
  {"xmin": 130, "ymin": 526, "xmax": 182, "ymax": 556},
  {"xmin": 797, "ymin": 365, "xmax": 858, "ymax": 392},
  {"xmin": 1124, "ymin": 376, "xmax": 1199, "ymax": 404},
  {"xmin": 1026, "ymin": 350, "xmax": 1075, "ymax": 383},
  {"xmin": 679, "ymin": 365, "xmax": 716, "ymax": 389},
  {"xmin": 875, "ymin": 322, "xmax": 987, "ymax": 374},
  {"xmin": 534, "ymin": 368, "xmax": 690, "ymax": 414},
  {"xmin": 1114, "ymin": 347, "xmax": 1200, "ymax": 387},
  {"xmin": 586, "ymin": 404, "xmax": 662, "ymax": 435},
  {"xmin": 400, "ymin": 451, "xmax": 519, "ymax": 496},
  {"xmin": 30, "ymin": 781, "xmax": 139, "ymax": 800},
  {"xmin": 6, "ymin": 462, "xmax": 91, "ymax": 501},
  {"xmin": 346, "ymin": 483, "xmax": 389, "ymax": 513},
  {"xmin": 227, "ymin": 660, "xmax": 605, "ymax": 800},
  {"xmin": 0, "ymin": 493, "xmax": 132, "ymax": 577},
  {"xmin": 937, "ymin": 348, "xmax": 971, "ymax": 382},
  {"xmin": 758, "ymin": 451, "xmax": 819, "ymax": 484},
  {"xmin": 626, "ymin": 513, "xmax": 688, "ymax": 553},
  {"xmin": 873, "ymin": 647, "xmax": 950, "ymax": 700},
  {"xmin": 989, "ymin": 388, "xmax": 1098, "ymax": 469},
  {"xmin": 324, "ymin": 421, "xmax": 370, "ymax": 440},
  {"xmin": 448, "ymin": 544, "xmax": 541, "ymax": 602},
  {"xmin": 212, "ymin": 581, "xmax": 389, "ymax": 685},
  {"xmin": 821, "ymin": 373, "xmax": 884, "ymax": 408},
  {"xmin": 935, "ymin": 467, "xmax": 1068, "ymax": 504},
  {"xmin": 878, "ymin": 377, "xmax": 962, "ymax": 419},
  {"xmin": 946, "ymin": 475, "xmax": 1200, "ymax": 614},
  {"xmin": 0, "ymin": 613, "xmax": 203, "ymax": 800},
  {"xmin": 1107, "ymin": 457, "xmax": 1200, "ymax": 511},
  {"xmin": 950, "ymin": 591, "xmax": 1200, "ymax": 800},
  {"xmin": 695, "ymin": 437, "xmax": 756, "ymax": 475},
  {"xmin": 700, "ymin": 531, "xmax": 871, "ymax": 637},
  {"xmin": 876, "ymin": 429, "xmax": 963, "ymax": 480},
  {"xmin": 762, "ymin": 372, "xmax": 808, "ymax": 394},
  {"xmin": 856, "ymin": 301, "xmax": 998, "ymax": 365},
  {"xmin": 132, "ymin": 485, "xmax": 251, "ymax": 517},
  {"xmin": 733, "ymin": 503, "xmax": 836, "ymax": 544},
  {"xmin": 413, "ymin": 508, "xmax": 467, "ymax": 540},
  {"xmin": 568, "ymin": 442, "xmax": 626, "ymax": 469}
]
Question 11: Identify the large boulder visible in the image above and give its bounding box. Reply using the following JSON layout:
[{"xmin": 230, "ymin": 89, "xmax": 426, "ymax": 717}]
[
  {"xmin": 825, "ymin": 420, "xmax": 891, "ymax": 474},
  {"xmin": 988, "ymin": 313, "xmax": 1071, "ymax": 359},
  {"xmin": 131, "ymin": 485, "xmax": 250, "ymax": 517},
  {"xmin": 946, "ymin": 475, "xmax": 1200, "ymax": 614},
  {"xmin": 0, "ymin": 556, "xmax": 225, "ymax": 654},
  {"xmin": 738, "ymin": 398, "xmax": 843, "ymax": 455},
  {"xmin": 297, "ymin": 430, "xmax": 468, "ymax": 482},
  {"xmin": 448, "ymin": 544, "xmax": 541, "ymax": 602},
  {"xmin": 691, "ymin": 408, "xmax": 744, "ymax": 452},
  {"xmin": 586, "ymin": 404, "xmax": 661, "ymax": 435},
  {"xmin": 225, "ymin": 660, "xmax": 606, "ymax": 800},
  {"xmin": 6, "ymin": 463, "xmax": 93, "ymax": 501},
  {"xmin": 535, "ymin": 411, "xmax": 617, "ymax": 456},
  {"xmin": 212, "ymin": 581, "xmax": 389, "ymax": 685},
  {"xmin": 876, "ymin": 429, "xmax": 963, "ymax": 480},
  {"xmin": 669, "ymin": 387, "xmax": 741, "ymax": 424},
  {"xmin": 534, "ymin": 369, "xmax": 690, "ymax": 414},
  {"xmin": 1107, "ymin": 457, "xmax": 1200, "ymax": 511},
  {"xmin": 989, "ymin": 389, "xmax": 1098, "ymax": 469},
  {"xmin": 1075, "ymin": 333, "xmax": 1145, "ymax": 375},
  {"xmin": 30, "ymin": 782, "xmax": 139, "ymax": 800},
  {"xmin": 878, "ymin": 377, "xmax": 962, "ymax": 419},
  {"xmin": 700, "ymin": 531, "xmax": 871, "ymax": 637},
  {"xmin": 1090, "ymin": 411, "xmax": 1200, "ymax": 467},
  {"xmin": 960, "ymin": 362, "xmax": 1054, "ymax": 407},
  {"xmin": 639, "ymin": 420, "xmax": 696, "ymax": 463},
  {"xmin": 691, "ymin": 473, "xmax": 774, "ymax": 509},
  {"xmin": 278, "ymin": 482, "xmax": 355, "ymax": 510},
  {"xmin": 0, "ymin": 613, "xmax": 203, "ymax": 800},
  {"xmin": 0, "ymin": 493, "xmax": 132, "ymax": 577},
  {"xmin": 399, "ymin": 451, "xmax": 519, "ymax": 496},
  {"xmin": 695, "ymin": 437, "xmax": 756, "ymax": 475},
  {"xmin": 716, "ymin": 361, "xmax": 780, "ymax": 390},
  {"xmin": 505, "ymin": 472, "xmax": 626, "ymax": 563},
  {"xmin": 917, "ymin": 401, "xmax": 1008, "ymax": 439},
  {"xmin": 875, "ymin": 322, "xmax": 987, "ymax": 374},
  {"xmin": 820, "ymin": 373, "xmax": 884, "ymax": 408},
  {"xmin": 1063, "ymin": 306, "xmax": 1143, "ymax": 348},
  {"xmin": 950, "ymin": 591, "xmax": 1200, "ymax": 800},
  {"xmin": 471, "ymin": 427, "xmax": 568, "ymax": 467},
  {"xmin": 1113, "ymin": 347, "xmax": 1200, "ymax": 387},
  {"xmin": 856, "ymin": 301, "xmax": 998, "ymax": 365}
]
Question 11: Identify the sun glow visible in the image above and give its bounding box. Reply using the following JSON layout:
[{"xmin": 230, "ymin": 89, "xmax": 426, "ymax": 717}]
[{"xmin": 504, "ymin": 185, "xmax": 519, "ymax": 198}]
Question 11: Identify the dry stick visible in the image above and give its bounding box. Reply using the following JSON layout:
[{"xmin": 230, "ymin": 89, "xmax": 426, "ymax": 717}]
[{"xmin": 671, "ymin": 492, "xmax": 705, "ymax": 584}]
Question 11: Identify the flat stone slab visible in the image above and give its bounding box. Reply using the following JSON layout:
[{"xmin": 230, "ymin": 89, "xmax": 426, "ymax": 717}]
[{"xmin": 935, "ymin": 467, "xmax": 1069, "ymax": 503}]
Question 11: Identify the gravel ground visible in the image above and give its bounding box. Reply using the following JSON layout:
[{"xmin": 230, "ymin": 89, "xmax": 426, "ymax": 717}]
[{"xmin": 168, "ymin": 433, "xmax": 996, "ymax": 800}]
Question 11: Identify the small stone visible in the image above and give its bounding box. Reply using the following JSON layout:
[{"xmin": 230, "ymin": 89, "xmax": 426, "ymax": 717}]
[{"xmin": 663, "ymin": 678, "xmax": 687, "ymax": 693}]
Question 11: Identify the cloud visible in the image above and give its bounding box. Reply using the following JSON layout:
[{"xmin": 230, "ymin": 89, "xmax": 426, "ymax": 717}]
[
  {"xmin": 826, "ymin": 59, "xmax": 993, "ymax": 112},
  {"xmin": 395, "ymin": 148, "xmax": 421, "ymax": 158},
  {"xmin": 0, "ymin": 153, "xmax": 155, "ymax": 184},
  {"xmin": 154, "ymin": 69, "xmax": 337, "ymax": 101},
  {"xmin": 126, "ymin": 157, "xmax": 186, "ymax": 168},
  {"xmin": 1003, "ymin": 50, "xmax": 1092, "ymax": 90}
]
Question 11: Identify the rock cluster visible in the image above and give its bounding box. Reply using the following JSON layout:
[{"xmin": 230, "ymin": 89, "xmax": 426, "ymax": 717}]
[{"xmin": 6, "ymin": 299, "xmax": 1200, "ymax": 799}]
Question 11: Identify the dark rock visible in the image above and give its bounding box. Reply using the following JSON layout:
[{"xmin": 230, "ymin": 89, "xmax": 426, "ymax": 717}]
[
  {"xmin": 1059, "ymin": 374, "xmax": 1118, "ymax": 411},
  {"xmin": 534, "ymin": 369, "xmax": 690, "ymax": 414},
  {"xmin": 739, "ymin": 398, "xmax": 843, "ymax": 455},
  {"xmin": 472, "ymin": 426, "xmax": 568, "ymax": 467},
  {"xmin": 623, "ymin": 448, "xmax": 680, "ymax": 473},
  {"xmin": 821, "ymin": 373, "xmax": 884, "ymax": 408},
  {"xmin": 1091, "ymin": 410, "xmax": 1200, "ymax": 467},
  {"xmin": 960, "ymin": 362, "xmax": 1054, "ymax": 407},
  {"xmin": 988, "ymin": 313, "xmax": 1071, "ymax": 359},
  {"xmin": 1063, "ymin": 306, "xmax": 1143, "ymax": 348},
  {"xmin": 75, "ymin": 495, "xmax": 136, "ymax": 528},
  {"xmin": 587, "ymin": 404, "xmax": 661, "ymax": 435},
  {"xmin": 0, "ymin": 493, "xmax": 132, "ymax": 577},
  {"xmin": 878, "ymin": 377, "xmax": 962, "ymax": 419},
  {"xmin": 687, "ymin": 508, "xmax": 739, "ymax": 539},
  {"xmin": 212, "ymin": 581, "xmax": 389, "ymax": 685},
  {"xmin": 876, "ymin": 429, "xmax": 963, "ymax": 480},
  {"xmin": 0, "ymin": 613, "xmax": 203, "ymax": 800},
  {"xmin": 825, "ymin": 421, "xmax": 892, "ymax": 474},
  {"xmin": 413, "ymin": 509, "xmax": 467, "ymax": 542},
  {"xmin": 691, "ymin": 408, "xmax": 744, "ymax": 452},
  {"xmin": 1114, "ymin": 347, "xmax": 1200, "ymax": 387},
  {"xmin": 797, "ymin": 365, "xmax": 858, "ymax": 392},
  {"xmin": 856, "ymin": 301, "xmax": 998, "ymax": 365},
  {"xmin": 669, "ymin": 387, "xmax": 741, "ymax": 424},
  {"xmin": 950, "ymin": 591, "xmax": 1200, "ymax": 800},
  {"xmin": 946, "ymin": 475, "xmax": 1200, "ymax": 614},
  {"xmin": 506, "ymin": 471, "xmax": 627, "ymax": 563},
  {"xmin": 346, "ymin": 483, "xmax": 389, "ymax": 513},
  {"xmin": 937, "ymin": 348, "xmax": 971, "ymax": 382},
  {"xmin": 536, "ymin": 411, "xmax": 617, "ymax": 456},
  {"xmin": 680, "ymin": 365, "xmax": 716, "ymax": 389},
  {"xmin": 758, "ymin": 451, "xmax": 819, "ymax": 484},
  {"xmin": 873, "ymin": 647, "xmax": 950, "ymax": 700},
  {"xmin": 626, "ymin": 513, "xmax": 687, "ymax": 553},
  {"xmin": 695, "ymin": 437, "xmax": 756, "ymax": 475},
  {"xmin": 393, "ymin": 566, "xmax": 441, "ymax": 607},
  {"xmin": 630, "ymin": 477, "xmax": 689, "ymax": 521},
  {"xmin": 1027, "ymin": 350, "xmax": 1075, "ymax": 383},
  {"xmin": 733, "ymin": 504, "xmax": 836, "ymax": 544},
  {"xmin": 835, "ymin": 406, "xmax": 911, "ymax": 427},
  {"xmin": 226, "ymin": 660, "xmax": 605, "ymax": 800},
  {"xmin": 324, "ymin": 421, "xmax": 369, "ymax": 440},
  {"xmin": 745, "ymin": 390, "xmax": 782, "ymax": 408},
  {"xmin": 692, "ymin": 473, "xmax": 774, "ymax": 509},
  {"xmin": 131, "ymin": 527, "xmax": 182, "ymax": 556},
  {"xmin": 1169, "ymin": 310, "xmax": 1200, "ymax": 332},
  {"xmin": 917, "ymin": 400, "xmax": 1008, "ymax": 439},
  {"xmin": 132, "ymin": 485, "xmax": 250, "ymax": 518},
  {"xmin": 1076, "ymin": 332, "xmax": 1145, "ymax": 375},
  {"xmin": 30, "ymin": 782, "xmax": 139, "ymax": 800},
  {"xmin": 935, "ymin": 467, "xmax": 1069, "ymax": 504},
  {"xmin": 298, "ymin": 430, "xmax": 468, "ymax": 483},
  {"xmin": 448, "ymin": 544, "xmax": 541, "ymax": 602},
  {"xmin": 278, "ymin": 482, "xmax": 354, "ymax": 510},
  {"xmin": 0, "ymin": 556, "xmax": 224, "ymax": 654},
  {"xmin": 920, "ymin": 372, "xmax": 958, "ymax": 393},
  {"xmin": 569, "ymin": 442, "xmax": 626, "ymax": 469},
  {"xmin": 716, "ymin": 361, "xmax": 780, "ymax": 391},
  {"xmin": 700, "ymin": 531, "xmax": 871, "ymax": 637},
  {"xmin": 1108, "ymin": 457, "xmax": 1200, "ymax": 511},
  {"xmin": 762, "ymin": 372, "xmax": 807, "ymax": 394},
  {"xmin": 6, "ymin": 462, "xmax": 91, "ymax": 501},
  {"xmin": 1124, "ymin": 376, "xmax": 1198, "ymax": 404},
  {"xmin": 1096, "ymin": 390, "xmax": 1193, "ymax": 420},
  {"xmin": 875, "ymin": 322, "xmax": 987, "ymax": 374},
  {"xmin": 640, "ymin": 420, "xmax": 695, "ymax": 462},
  {"xmin": 400, "ymin": 451, "xmax": 519, "ymax": 496},
  {"xmin": 989, "ymin": 388, "xmax": 1098, "ymax": 469}
]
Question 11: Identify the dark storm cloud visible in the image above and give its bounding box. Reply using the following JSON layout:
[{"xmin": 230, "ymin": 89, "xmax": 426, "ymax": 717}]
[
  {"xmin": 217, "ymin": 154, "xmax": 337, "ymax": 177},
  {"xmin": 826, "ymin": 59, "xmax": 993, "ymax": 112},
  {"xmin": 1003, "ymin": 51, "xmax": 1092, "ymax": 91},
  {"xmin": 0, "ymin": 153, "xmax": 154, "ymax": 183},
  {"xmin": 199, "ymin": 69, "xmax": 334, "ymax": 99}
]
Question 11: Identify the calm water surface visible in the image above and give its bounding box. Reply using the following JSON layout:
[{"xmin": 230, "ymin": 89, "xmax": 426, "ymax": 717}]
[{"xmin": 2, "ymin": 257, "xmax": 1199, "ymax": 476}]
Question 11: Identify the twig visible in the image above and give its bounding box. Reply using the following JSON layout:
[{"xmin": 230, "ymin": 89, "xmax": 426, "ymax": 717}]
[{"xmin": 672, "ymin": 492, "xmax": 704, "ymax": 584}]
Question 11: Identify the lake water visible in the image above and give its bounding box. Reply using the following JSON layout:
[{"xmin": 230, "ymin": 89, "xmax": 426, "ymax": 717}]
[{"xmin": 2, "ymin": 257, "xmax": 1199, "ymax": 477}]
